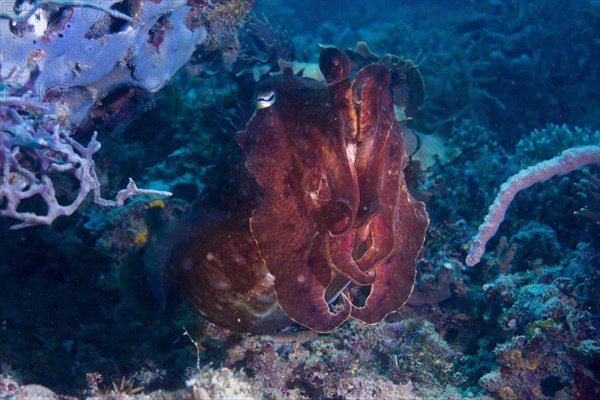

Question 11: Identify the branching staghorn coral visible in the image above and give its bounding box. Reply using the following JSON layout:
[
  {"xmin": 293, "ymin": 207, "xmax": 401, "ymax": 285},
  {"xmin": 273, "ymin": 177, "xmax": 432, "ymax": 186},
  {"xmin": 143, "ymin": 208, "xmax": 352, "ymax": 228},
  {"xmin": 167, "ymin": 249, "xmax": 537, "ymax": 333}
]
[{"xmin": 466, "ymin": 145, "xmax": 600, "ymax": 266}]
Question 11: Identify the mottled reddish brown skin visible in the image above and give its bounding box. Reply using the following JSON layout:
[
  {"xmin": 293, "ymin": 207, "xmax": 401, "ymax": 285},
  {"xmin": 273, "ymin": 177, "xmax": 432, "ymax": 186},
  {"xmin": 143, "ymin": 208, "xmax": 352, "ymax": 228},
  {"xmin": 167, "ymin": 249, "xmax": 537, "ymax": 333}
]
[{"xmin": 163, "ymin": 47, "xmax": 429, "ymax": 333}]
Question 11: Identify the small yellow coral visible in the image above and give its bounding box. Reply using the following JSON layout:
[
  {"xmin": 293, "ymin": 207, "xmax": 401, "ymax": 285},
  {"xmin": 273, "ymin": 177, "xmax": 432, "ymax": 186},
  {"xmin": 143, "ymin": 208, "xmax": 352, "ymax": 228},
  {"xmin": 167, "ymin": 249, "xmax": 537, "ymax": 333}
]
[
  {"xmin": 134, "ymin": 228, "xmax": 149, "ymax": 245},
  {"xmin": 348, "ymin": 363, "xmax": 359, "ymax": 375},
  {"xmin": 148, "ymin": 199, "xmax": 165, "ymax": 208}
]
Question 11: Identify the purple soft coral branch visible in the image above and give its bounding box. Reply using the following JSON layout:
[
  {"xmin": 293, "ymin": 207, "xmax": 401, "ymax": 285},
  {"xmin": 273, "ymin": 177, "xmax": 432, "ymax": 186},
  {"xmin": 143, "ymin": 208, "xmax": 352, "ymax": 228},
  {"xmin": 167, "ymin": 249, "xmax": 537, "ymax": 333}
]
[
  {"xmin": 466, "ymin": 145, "xmax": 600, "ymax": 266},
  {"xmin": 1, "ymin": 99, "xmax": 172, "ymax": 229}
]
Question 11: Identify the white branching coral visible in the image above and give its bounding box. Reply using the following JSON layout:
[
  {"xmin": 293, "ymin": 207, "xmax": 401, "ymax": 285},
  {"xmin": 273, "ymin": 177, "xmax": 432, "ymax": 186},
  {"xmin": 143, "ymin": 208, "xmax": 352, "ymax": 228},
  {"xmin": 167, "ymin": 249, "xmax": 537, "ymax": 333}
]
[
  {"xmin": 0, "ymin": 1, "xmax": 250, "ymax": 228},
  {"xmin": 0, "ymin": 98, "xmax": 171, "ymax": 229}
]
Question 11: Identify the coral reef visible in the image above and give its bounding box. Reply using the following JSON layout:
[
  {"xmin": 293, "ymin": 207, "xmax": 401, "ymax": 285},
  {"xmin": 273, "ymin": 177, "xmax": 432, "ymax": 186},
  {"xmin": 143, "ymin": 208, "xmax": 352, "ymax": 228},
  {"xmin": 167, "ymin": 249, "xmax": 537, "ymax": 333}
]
[
  {"xmin": 480, "ymin": 256, "xmax": 600, "ymax": 399},
  {"xmin": 0, "ymin": 0, "xmax": 250, "ymax": 123},
  {"xmin": 515, "ymin": 124, "xmax": 600, "ymax": 166},
  {"xmin": 0, "ymin": 1, "xmax": 599, "ymax": 399},
  {"xmin": 0, "ymin": 0, "xmax": 250, "ymax": 228},
  {"xmin": 466, "ymin": 145, "xmax": 600, "ymax": 266},
  {"xmin": 186, "ymin": 367, "xmax": 255, "ymax": 400},
  {"xmin": 0, "ymin": 97, "xmax": 171, "ymax": 228}
]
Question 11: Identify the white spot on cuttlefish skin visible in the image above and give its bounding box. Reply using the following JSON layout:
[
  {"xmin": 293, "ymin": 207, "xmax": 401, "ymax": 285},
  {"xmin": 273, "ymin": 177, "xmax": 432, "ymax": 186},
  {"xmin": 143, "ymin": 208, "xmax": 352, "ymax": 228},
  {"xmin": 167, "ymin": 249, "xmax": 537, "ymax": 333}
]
[
  {"xmin": 297, "ymin": 273, "xmax": 306, "ymax": 284},
  {"xmin": 233, "ymin": 253, "xmax": 245, "ymax": 264},
  {"xmin": 213, "ymin": 279, "xmax": 232, "ymax": 291}
]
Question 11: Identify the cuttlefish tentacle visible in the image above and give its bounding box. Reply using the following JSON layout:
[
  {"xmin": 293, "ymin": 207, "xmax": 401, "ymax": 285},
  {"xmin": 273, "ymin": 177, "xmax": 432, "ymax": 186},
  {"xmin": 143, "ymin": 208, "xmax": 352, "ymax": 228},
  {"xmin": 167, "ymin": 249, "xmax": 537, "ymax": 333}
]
[
  {"xmin": 324, "ymin": 200, "xmax": 356, "ymax": 237},
  {"xmin": 318, "ymin": 49, "xmax": 360, "ymax": 235},
  {"xmin": 350, "ymin": 251, "xmax": 415, "ymax": 324},
  {"xmin": 300, "ymin": 165, "xmax": 353, "ymax": 237},
  {"xmin": 356, "ymin": 89, "xmax": 399, "ymax": 271},
  {"xmin": 351, "ymin": 64, "xmax": 392, "ymax": 228},
  {"xmin": 352, "ymin": 194, "xmax": 428, "ymax": 324},
  {"xmin": 352, "ymin": 64, "xmax": 390, "ymax": 141},
  {"xmin": 271, "ymin": 232, "xmax": 352, "ymax": 333},
  {"xmin": 319, "ymin": 47, "xmax": 358, "ymax": 140},
  {"xmin": 310, "ymin": 134, "xmax": 357, "ymax": 237},
  {"xmin": 324, "ymin": 230, "xmax": 376, "ymax": 285},
  {"xmin": 352, "ymin": 111, "xmax": 428, "ymax": 323}
]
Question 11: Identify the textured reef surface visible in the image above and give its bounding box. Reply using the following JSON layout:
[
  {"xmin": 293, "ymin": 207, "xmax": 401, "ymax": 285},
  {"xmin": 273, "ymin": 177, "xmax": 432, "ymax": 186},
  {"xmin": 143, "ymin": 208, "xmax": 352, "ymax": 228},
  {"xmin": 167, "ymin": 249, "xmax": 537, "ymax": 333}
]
[{"xmin": 1, "ymin": 1, "xmax": 599, "ymax": 399}]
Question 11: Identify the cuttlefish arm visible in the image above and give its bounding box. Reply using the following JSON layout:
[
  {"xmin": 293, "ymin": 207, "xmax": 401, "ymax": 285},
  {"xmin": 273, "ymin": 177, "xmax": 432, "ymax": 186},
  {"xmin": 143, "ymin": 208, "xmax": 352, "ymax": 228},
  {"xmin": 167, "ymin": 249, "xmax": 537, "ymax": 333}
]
[
  {"xmin": 351, "ymin": 64, "xmax": 392, "ymax": 229},
  {"xmin": 355, "ymin": 88, "xmax": 398, "ymax": 272},
  {"xmin": 317, "ymin": 48, "xmax": 360, "ymax": 236},
  {"xmin": 319, "ymin": 48, "xmax": 374, "ymax": 285},
  {"xmin": 352, "ymin": 193, "xmax": 428, "ymax": 324},
  {"xmin": 319, "ymin": 47, "xmax": 358, "ymax": 140},
  {"xmin": 352, "ymin": 111, "xmax": 429, "ymax": 323}
]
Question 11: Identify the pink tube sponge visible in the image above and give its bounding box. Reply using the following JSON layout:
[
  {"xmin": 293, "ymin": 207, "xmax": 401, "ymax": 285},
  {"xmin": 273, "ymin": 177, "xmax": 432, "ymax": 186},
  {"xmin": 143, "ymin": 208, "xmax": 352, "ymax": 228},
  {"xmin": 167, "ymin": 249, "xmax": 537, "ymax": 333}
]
[{"xmin": 466, "ymin": 145, "xmax": 600, "ymax": 266}]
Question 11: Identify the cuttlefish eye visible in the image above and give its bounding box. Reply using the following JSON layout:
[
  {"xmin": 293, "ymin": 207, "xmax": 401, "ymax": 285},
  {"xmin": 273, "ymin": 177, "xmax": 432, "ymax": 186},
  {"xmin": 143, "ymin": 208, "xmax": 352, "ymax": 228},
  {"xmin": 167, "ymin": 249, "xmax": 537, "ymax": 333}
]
[{"xmin": 256, "ymin": 88, "xmax": 276, "ymax": 109}]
